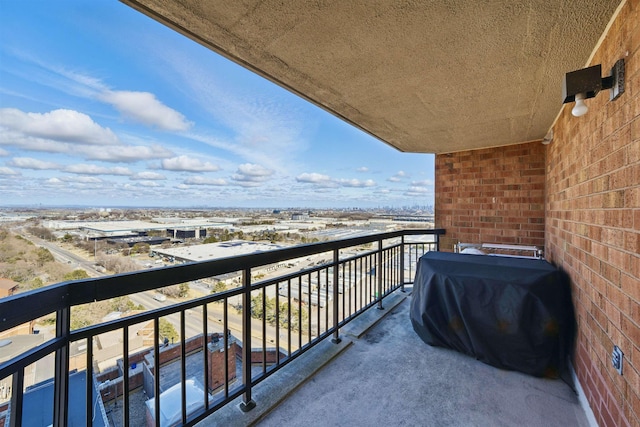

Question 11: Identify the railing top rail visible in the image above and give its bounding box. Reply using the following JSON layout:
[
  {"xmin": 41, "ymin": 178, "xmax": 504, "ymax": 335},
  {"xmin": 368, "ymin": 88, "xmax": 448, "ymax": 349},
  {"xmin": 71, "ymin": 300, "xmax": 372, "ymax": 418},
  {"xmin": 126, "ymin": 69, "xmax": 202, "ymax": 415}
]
[{"xmin": 0, "ymin": 229, "xmax": 444, "ymax": 332}]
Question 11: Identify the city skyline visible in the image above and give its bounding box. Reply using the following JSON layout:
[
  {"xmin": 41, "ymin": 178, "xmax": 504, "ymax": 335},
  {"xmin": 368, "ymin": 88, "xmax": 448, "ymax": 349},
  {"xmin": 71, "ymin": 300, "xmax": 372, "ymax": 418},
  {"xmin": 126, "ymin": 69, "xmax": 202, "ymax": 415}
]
[{"xmin": 0, "ymin": 1, "xmax": 434, "ymax": 209}]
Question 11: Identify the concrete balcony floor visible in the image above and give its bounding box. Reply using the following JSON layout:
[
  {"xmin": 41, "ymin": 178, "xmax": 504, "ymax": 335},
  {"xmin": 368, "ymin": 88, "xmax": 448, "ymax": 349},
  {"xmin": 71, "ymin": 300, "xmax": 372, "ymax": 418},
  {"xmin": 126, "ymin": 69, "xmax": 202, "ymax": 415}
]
[{"xmin": 201, "ymin": 288, "xmax": 591, "ymax": 427}]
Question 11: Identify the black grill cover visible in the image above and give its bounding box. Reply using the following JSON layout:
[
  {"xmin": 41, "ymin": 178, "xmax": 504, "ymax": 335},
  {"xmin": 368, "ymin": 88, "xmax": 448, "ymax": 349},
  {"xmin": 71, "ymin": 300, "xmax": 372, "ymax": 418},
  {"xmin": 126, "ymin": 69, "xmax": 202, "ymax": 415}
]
[{"xmin": 410, "ymin": 252, "xmax": 574, "ymax": 378}]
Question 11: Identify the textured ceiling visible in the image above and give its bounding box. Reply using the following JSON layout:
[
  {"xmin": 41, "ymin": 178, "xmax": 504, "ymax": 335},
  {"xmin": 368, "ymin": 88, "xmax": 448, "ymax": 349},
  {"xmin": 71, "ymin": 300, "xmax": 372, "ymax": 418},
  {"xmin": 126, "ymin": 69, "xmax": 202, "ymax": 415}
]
[{"xmin": 121, "ymin": 0, "xmax": 622, "ymax": 153}]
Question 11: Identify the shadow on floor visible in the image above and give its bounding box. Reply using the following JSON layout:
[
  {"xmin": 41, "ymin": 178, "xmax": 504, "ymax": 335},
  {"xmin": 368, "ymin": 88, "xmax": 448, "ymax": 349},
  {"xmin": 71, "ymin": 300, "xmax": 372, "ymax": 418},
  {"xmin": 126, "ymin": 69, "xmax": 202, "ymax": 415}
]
[{"xmin": 200, "ymin": 289, "xmax": 590, "ymax": 427}]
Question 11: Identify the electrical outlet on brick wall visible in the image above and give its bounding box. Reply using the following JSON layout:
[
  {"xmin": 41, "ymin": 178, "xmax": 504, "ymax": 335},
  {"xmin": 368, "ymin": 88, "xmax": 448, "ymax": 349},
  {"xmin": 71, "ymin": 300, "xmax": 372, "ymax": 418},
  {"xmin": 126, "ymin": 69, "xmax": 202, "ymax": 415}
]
[{"xmin": 612, "ymin": 345, "xmax": 624, "ymax": 375}]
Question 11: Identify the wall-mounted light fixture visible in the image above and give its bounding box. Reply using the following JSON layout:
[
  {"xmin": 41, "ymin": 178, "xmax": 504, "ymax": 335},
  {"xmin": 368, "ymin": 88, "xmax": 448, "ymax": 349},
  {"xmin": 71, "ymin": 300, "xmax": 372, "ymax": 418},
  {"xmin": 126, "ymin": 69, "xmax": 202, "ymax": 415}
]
[
  {"xmin": 562, "ymin": 59, "xmax": 625, "ymax": 117},
  {"xmin": 541, "ymin": 129, "xmax": 553, "ymax": 145}
]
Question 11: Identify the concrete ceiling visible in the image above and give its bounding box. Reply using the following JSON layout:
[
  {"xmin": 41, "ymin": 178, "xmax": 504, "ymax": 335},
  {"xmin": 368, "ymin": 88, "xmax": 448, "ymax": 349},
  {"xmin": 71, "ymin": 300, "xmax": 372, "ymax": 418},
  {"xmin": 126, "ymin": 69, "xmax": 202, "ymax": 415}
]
[{"xmin": 121, "ymin": 0, "xmax": 623, "ymax": 154}]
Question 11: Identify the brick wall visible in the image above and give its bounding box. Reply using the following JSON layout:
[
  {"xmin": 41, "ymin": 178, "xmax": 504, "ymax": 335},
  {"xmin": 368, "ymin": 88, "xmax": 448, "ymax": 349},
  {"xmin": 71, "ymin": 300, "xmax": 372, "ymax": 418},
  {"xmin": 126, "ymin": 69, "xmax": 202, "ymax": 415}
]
[
  {"xmin": 0, "ymin": 402, "xmax": 7, "ymax": 427},
  {"xmin": 208, "ymin": 343, "xmax": 238, "ymax": 391},
  {"xmin": 435, "ymin": 142, "xmax": 546, "ymax": 251},
  {"xmin": 545, "ymin": 1, "xmax": 639, "ymax": 426}
]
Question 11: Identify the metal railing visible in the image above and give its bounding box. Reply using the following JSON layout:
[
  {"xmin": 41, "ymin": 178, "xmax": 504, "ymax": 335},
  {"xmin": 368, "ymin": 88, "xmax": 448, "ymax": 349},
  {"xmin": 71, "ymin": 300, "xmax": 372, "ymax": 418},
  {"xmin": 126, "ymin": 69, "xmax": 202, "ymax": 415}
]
[{"xmin": 0, "ymin": 229, "xmax": 444, "ymax": 426}]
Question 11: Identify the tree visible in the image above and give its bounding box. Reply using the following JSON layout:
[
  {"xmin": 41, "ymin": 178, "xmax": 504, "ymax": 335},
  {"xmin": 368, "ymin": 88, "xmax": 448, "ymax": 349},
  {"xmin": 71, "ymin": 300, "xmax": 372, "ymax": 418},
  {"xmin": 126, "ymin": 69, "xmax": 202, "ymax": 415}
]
[
  {"xmin": 96, "ymin": 254, "xmax": 138, "ymax": 274},
  {"xmin": 27, "ymin": 226, "xmax": 55, "ymax": 241},
  {"xmin": 211, "ymin": 281, "xmax": 227, "ymax": 294},
  {"xmin": 131, "ymin": 242, "xmax": 150, "ymax": 255},
  {"xmin": 249, "ymin": 293, "xmax": 308, "ymax": 331},
  {"xmin": 251, "ymin": 293, "xmax": 276, "ymax": 321},
  {"xmin": 159, "ymin": 318, "xmax": 179, "ymax": 343},
  {"xmin": 35, "ymin": 247, "xmax": 54, "ymax": 266},
  {"xmin": 31, "ymin": 277, "xmax": 44, "ymax": 289},
  {"xmin": 178, "ymin": 283, "xmax": 190, "ymax": 298},
  {"xmin": 63, "ymin": 269, "xmax": 90, "ymax": 281},
  {"xmin": 279, "ymin": 301, "xmax": 308, "ymax": 331},
  {"xmin": 160, "ymin": 283, "xmax": 189, "ymax": 298},
  {"xmin": 110, "ymin": 296, "xmax": 144, "ymax": 312}
]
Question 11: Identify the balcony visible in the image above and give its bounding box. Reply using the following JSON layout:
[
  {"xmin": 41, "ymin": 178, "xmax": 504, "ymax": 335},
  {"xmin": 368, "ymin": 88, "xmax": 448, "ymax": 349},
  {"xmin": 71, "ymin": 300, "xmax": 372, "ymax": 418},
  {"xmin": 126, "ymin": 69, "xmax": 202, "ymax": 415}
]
[{"xmin": 0, "ymin": 229, "xmax": 588, "ymax": 426}]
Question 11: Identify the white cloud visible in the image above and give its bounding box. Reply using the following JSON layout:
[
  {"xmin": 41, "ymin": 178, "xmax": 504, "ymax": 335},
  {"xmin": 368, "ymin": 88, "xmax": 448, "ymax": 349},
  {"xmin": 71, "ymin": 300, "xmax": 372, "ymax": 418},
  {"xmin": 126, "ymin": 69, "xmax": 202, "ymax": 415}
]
[
  {"xmin": 82, "ymin": 144, "xmax": 174, "ymax": 163},
  {"xmin": 135, "ymin": 180, "xmax": 162, "ymax": 187},
  {"xmin": 337, "ymin": 178, "xmax": 376, "ymax": 188},
  {"xmin": 296, "ymin": 173, "xmax": 374, "ymax": 189},
  {"xmin": 296, "ymin": 172, "xmax": 332, "ymax": 184},
  {"xmin": 0, "ymin": 148, "xmax": 8, "ymax": 156},
  {"xmin": 356, "ymin": 166, "xmax": 369, "ymax": 172},
  {"xmin": 9, "ymin": 157, "xmax": 59, "ymax": 170},
  {"xmin": 411, "ymin": 179, "xmax": 434, "ymax": 186},
  {"xmin": 232, "ymin": 163, "xmax": 274, "ymax": 185},
  {"xmin": 111, "ymin": 166, "xmax": 134, "ymax": 175},
  {"xmin": 64, "ymin": 164, "xmax": 133, "ymax": 175},
  {"xmin": 183, "ymin": 176, "xmax": 227, "ymax": 186},
  {"xmin": 0, "ymin": 108, "xmax": 120, "ymax": 145},
  {"xmin": 59, "ymin": 175, "xmax": 103, "ymax": 184},
  {"xmin": 236, "ymin": 163, "xmax": 273, "ymax": 177},
  {"xmin": 388, "ymin": 171, "xmax": 407, "ymax": 182},
  {"xmin": 405, "ymin": 186, "xmax": 432, "ymax": 196},
  {"xmin": 0, "ymin": 131, "xmax": 73, "ymax": 153},
  {"xmin": 0, "ymin": 128, "xmax": 172, "ymax": 164},
  {"xmin": 0, "ymin": 167, "xmax": 19, "ymax": 175},
  {"xmin": 131, "ymin": 171, "xmax": 166, "ymax": 180},
  {"xmin": 101, "ymin": 91, "xmax": 192, "ymax": 131},
  {"xmin": 161, "ymin": 155, "xmax": 219, "ymax": 172}
]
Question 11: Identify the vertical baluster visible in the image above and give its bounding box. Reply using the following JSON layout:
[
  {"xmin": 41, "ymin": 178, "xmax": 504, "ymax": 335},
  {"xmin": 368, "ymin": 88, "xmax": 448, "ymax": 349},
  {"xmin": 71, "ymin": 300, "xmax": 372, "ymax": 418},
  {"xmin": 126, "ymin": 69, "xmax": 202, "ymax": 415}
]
[
  {"xmin": 53, "ymin": 307, "xmax": 70, "ymax": 427},
  {"xmin": 307, "ymin": 273, "xmax": 312, "ymax": 343},
  {"xmin": 275, "ymin": 283, "xmax": 280, "ymax": 365},
  {"xmin": 123, "ymin": 326, "xmax": 129, "ymax": 427},
  {"xmin": 332, "ymin": 248, "xmax": 341, "ymax": 344},
  {"xmin": 86, "ymin": 337, "xmax": 93, "ymax": 427},
  {"xmin": 377, "ymin": 240, "xmax": 384, "ymax": 310},
  {"xmin": 202, "ymin": 303, "xmax": 209, "ymax": 411},
  {"xmin": 11, "ymin": 367, "xmax": 24, "ymax": 427},
  {"xmin": 180, "ymin": 311, "xmax": 186, "ymax": 425},
  {"xmin": 357, "ymin": 257, "xmax": 362, "ymax": 312},
  {"xmin": 154, "ymin": 317, "xmax": 160, "ymax": 427},
  {"xmin": 316, "ymin": 270, "xmax": 320, "ymax": 338},
  {"xmin": 347, "ymin": 259, "xmax": 352, "ymax": 316},
  {"xmin": 287, "ymin": 279, "xmax": 292, "ymax": 357},
  {"xmin": 239, "ymin": 268, "xmax": 255, "ymax": 412},
  {"xmin": 223, "ymin": 299, "xmax": 229, "ymax": 399},
  {"xmin": 297, "ymin": 275, "xmax": 302, "ymax": 350},
  {"xmin": 261, "ymin": 287, "xmax": 266, "ymax": 374},
  {"xmin": 324, "ymin": 269, "xmax": 329, "ymax": 335}
]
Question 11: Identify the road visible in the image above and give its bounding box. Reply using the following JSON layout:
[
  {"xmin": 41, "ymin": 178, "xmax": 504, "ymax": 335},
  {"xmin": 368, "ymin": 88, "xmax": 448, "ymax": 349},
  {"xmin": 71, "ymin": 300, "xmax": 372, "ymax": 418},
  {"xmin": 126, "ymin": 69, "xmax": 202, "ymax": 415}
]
[
  {"xmin": 18, "ymin": 230, "xmax": 296, "ymax": 349},
  {"xmin": 20, "ymin": 230, "xmax": 105, "ymax": 277}
]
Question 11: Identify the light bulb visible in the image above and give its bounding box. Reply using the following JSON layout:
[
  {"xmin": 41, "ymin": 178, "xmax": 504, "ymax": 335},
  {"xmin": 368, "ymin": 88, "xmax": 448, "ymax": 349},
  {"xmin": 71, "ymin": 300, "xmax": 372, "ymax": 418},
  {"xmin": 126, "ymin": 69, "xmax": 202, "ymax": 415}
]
[{"xmin": 572, "ymin": 93, "xmax": 588, "ymax": 117}]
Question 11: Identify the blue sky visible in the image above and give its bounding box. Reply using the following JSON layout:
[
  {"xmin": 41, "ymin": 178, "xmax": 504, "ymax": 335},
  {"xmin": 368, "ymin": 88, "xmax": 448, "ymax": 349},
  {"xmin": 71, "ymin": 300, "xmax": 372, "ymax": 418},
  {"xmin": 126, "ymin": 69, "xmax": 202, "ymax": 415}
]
[{"xmin": 0, "ymin": 1, "xmax": 434, "ymax": 209}]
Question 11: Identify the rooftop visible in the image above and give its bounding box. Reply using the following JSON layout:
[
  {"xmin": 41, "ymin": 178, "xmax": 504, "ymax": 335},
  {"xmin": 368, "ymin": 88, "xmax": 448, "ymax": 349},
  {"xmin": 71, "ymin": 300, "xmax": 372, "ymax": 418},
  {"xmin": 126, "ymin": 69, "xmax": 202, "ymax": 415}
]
[
  {"xmin": 0, "ymin": 279, "xmax": 18, "ymax": 291},
  {"xmin": 154, "ymin": 240, "xmax": 285, "ymax": 263}
]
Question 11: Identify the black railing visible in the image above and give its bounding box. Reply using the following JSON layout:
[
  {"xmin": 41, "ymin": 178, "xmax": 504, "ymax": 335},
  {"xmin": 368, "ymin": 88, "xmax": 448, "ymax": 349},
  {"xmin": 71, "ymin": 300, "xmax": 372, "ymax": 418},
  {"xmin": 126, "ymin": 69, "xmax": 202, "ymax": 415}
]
[{"xmin": 0, "ymin": 229, "xmax": 444, "ymax": 426}]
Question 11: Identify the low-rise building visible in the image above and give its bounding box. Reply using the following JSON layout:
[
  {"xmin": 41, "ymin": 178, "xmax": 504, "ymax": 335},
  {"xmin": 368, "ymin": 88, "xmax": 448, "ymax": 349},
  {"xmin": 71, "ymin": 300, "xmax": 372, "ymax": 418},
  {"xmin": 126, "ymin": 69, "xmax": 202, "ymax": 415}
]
[{"xmin": 0, "ymin": 278, "xmax": 19, "ymax": 299}]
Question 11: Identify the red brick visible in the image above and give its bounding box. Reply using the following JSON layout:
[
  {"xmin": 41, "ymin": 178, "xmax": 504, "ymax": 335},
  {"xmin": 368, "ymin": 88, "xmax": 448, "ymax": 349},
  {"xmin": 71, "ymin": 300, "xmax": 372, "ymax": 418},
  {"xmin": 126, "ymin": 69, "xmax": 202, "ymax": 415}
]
[
  {"xmin": 620, "ymin": 315, "xmax": 640, "ymax": 349},
  {"xmin": 436, "ymin": 4, "xmax": 639, "ymax": 425}
]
